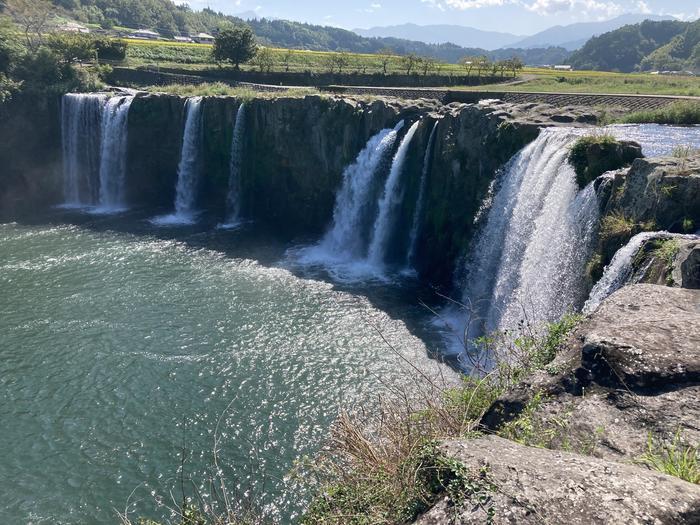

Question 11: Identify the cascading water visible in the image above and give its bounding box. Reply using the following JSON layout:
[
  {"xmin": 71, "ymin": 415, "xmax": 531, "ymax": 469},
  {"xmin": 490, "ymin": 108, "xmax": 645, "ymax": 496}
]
[
  {"xmin": 61, "ymin": 94, "xmax": 107, "ymax": 207},
  {"xmin": 220, "ymin": 103, "xmax": 247, "ymax": 228},
  {"xmin": 584, "ymin": 231, "xmax": 676, "ymax": 313},
  {"xmin": 460, "ymin": 128, "xmax": 600, "ymax": 338},
  {"xmin": 320, "ymin": 121, "xmax": 404, "ymax": 259},
  {"xmin": 367, "ymin": 121, "xmax": 421, "ymax": 267},
  {"xmin": 290, "ymin": 121, "xmax": 405, "ymax": 278},
  {"xmin": 95, "ymin": 96, "xmax": 134, "ymax": 213},
  {"xmin": 406, "ymin": 121, "xmax": 438, "ymax": 267},
  {"xmin": 153, "ymin": 97, "xmax": 204, "ymax": 226}
]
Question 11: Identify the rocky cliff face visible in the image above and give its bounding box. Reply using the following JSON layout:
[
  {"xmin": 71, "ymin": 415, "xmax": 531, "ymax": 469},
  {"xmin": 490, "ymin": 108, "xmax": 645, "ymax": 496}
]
[
  {"xmin": 0, "ymin": 94, "xmax": 63, "ymax": 220},
  {"xmin": 124, "ymin": 95, "xmax": 548, "ymax": 288}
]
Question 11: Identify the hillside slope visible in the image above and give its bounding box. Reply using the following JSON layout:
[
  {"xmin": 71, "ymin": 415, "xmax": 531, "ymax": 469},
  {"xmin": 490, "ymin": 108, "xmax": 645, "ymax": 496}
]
[
  {"xmin": 50, "ymin": 0, "xmax": 569, "ymax": 65},
  {"xmin": 569, "ymin": 19, "xmax": 697, "ymax": 72}
]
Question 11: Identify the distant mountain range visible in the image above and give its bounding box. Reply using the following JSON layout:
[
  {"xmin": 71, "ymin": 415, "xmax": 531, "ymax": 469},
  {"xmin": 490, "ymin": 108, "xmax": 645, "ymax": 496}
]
[
  {"xmin": 511, "ymin": 13, "xmax": 673, "ymax": 50},
  {"xmin": 355, "ymin": 14, "xmax": 675, "ymax": 52},
  {"xmin": 354, "ymin": 23, "xmax": 523, "ymax": 50}
]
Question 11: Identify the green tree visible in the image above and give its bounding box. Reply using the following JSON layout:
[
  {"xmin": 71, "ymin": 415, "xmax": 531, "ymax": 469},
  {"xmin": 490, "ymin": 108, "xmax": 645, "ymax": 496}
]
[
  {"xmin": 335, "ymin": 52, "xmax": 350, "ymax": 74},
  {"xmin": 281, "ymin": 48, "xmax": 294, "ymax": 72},
  {"xmin": 47, "ymin": 33, "xmax": 96, "ymax": 65},
  {"xmin": 401, "ymin": 53, "xmax": 420, "ymax": 75},
  {"xmin": 420, "ymin": 56, "xmax": 438, "ymax": 75},
  {"xmin": 212, "ymin": 26, "xmax": 257, "ymax": 69},
  {"xmin": 474, "ymin": 55, "xmax": 490, "ymax": 77},
  {"xmin": 5, "ymin": 0, "xmax": 54, "ymax": 52},
  {"xmin": 376, "ymin": 47, "xmax": 394, "ymax": 75},
  {"xmin": 460, "ymin": 56, "xmax": 476, "ymax": 77},
  {"xmin": 509, "ymin": 57, "xmax": 524, "ymax": 77},
  {"xmin": 251, "ymin": 46, "xmax": 274, "ymax": 73}
]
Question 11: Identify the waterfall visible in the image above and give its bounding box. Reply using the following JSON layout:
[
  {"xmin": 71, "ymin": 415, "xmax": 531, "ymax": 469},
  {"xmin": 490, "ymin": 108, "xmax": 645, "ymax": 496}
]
[
  {"xmin": 367, "ymin": 121, "xmax": 421, "ymax": 267},
  {"xmin": 61, "ymin": 94, "xmax": 107, "ymax": 207},
  {"xmin": 96, "ymin": 96, "xmax": 134, "ymax": 213},
  {"xmin": 461, "ymin": 128, "xmax": 600, "ymax": 337},
  {"xmin": 153, "ymin": 97, "xmax": 204, "ymax": 226},
  {"xmin": 583, "ymin": 232, "xmax": 671, "ymax": 313},
  {"xmin": 319, "ymin": 121, "xmax": 404, "ymax": 259},
  {"xmin": 406, "ymin": 121, "xmax": 438, "ymax": 267},
  {"xmin": 221, "ymin": 103, "xmax": 247, "ymax": 228}
]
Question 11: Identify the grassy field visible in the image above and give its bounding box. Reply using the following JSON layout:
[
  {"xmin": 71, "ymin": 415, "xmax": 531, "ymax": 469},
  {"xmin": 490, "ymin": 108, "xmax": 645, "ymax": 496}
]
[
  {"xmin": 121, "ymin": 39, "xmax": 700, "ymax": 96},
  {"xmin": 458, "ymin": 70, "xmax": 700, "ymax": 97}
]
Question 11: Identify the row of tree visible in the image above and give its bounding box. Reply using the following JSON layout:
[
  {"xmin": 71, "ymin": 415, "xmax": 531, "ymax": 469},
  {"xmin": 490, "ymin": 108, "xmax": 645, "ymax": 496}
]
[{"xmin": 212, "ymin": 27, "xmax": 526, "ymax": 79}]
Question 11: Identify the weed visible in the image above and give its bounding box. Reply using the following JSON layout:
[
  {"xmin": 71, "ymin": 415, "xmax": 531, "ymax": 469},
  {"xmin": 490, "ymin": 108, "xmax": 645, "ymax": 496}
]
[{"xmin": 639, "ymin": 431, "xmax": 700, "ymax": 484}]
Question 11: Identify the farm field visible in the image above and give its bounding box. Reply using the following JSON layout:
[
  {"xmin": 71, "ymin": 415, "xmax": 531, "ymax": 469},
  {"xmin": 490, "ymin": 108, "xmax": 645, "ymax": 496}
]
[{"xmin": 121, "ymin": 39, "xmax": 700, "ymax": 96}]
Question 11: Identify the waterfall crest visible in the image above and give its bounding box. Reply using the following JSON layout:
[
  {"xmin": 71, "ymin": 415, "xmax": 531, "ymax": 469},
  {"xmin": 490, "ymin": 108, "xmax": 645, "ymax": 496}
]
[
  {"xmin": 406, "ymin": 121, "xmax": 438, "ymax": 267},
  {"xmin": 153, "ymin": 97, "xmax": 204, "ymax": 226},
  {"xmin": 367, "ymin": 121, "xmax": 421, "ymax": 267},
  {"xmin": 221, "ymin": 103, "xmax": 247, "ymax": 228},
  {"xmin": 61, "ymin": 94, "xmax": 108, "ymax": 207},
  {"xmin": 96, "ymin": 96, "xmax": 134, "ymax": 213},
  {"xmin": 461, "ymin": 128, "xmax": 600, "ymax": 337}
]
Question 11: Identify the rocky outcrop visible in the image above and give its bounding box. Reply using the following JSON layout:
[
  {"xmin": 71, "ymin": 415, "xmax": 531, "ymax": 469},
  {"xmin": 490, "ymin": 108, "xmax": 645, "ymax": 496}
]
[
  {"xmin": 600, "ymin": 155, "xmax": 700, "ymax": 234},
  {"xmin": 416, "ymin": 436, "xmax": 700, "ymax": 525},
  {"xmin": 628, "ymin": 235, "xmax": 700, "ymax": 288},
  {"xmin": 483, "ymin": 285, "xmax": 700, "ymax": 460},
  {"xmin": 568, "ymin": 136, "xmax": 643, "ymax": 188},
  {"xmin": 674, "ymin": 239, "xmax": 700, "ymax": 288},
  {"xmin": 414, "ymin": 284, "xmax": 700, "ymax": 524}
]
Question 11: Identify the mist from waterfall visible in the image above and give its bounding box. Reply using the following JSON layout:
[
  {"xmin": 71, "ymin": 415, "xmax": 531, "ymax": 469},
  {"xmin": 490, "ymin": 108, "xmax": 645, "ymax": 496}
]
[
  {"xmin": 152, "ymin": 97, "xmax": 204, "ymax": 226},
  {"xmin": 61, "ymin": 94, "xmax": 108, "ymax": 208},
  {"xmin": 220, "ymin": 102, "xmax": 247, "ymax": 229},
  {"xmin": 460, "ymin": 128, "xmax": 600, "ymax": 339},
  {"xmin": 367, "ymin": 121, "xmax": 421, "ymax": 267},
  {"xmin": 96, "ymin": 96, "xmax": 134, "ymax": 213},
  {"xmin": 406, "ymin": 121, "xmax": 438, "ymax": 268}
]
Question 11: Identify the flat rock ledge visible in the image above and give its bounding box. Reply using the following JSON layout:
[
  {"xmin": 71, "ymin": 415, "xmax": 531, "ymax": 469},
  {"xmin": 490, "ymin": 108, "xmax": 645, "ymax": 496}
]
[
  {"xmin": 415, "ymin": 284, "xmax": 700, "ymax": 524},
  {"xmin": 415, "ymin": 436, "xmax": 700, "ymax": 525}
]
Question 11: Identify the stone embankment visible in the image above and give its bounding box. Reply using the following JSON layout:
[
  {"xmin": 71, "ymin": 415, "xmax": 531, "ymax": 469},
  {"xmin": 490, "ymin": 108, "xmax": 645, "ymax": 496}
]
[{"xmin": 107, "ymin": 67, "xmax": 700, "ymax": 111}]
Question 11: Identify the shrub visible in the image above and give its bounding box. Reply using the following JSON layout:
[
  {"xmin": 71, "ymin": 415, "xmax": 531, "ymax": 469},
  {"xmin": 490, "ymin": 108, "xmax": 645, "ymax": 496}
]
[
  {"xmin": 301, "ymin": 314, "xmax": 582, "ymax": 523},
  {"xmin": 94, "ymin": 37, "xmax": 128, "ymax": 61},
  {"xmin": 618, "ymin": 101, "xmax": 700, "ymax": 125}
]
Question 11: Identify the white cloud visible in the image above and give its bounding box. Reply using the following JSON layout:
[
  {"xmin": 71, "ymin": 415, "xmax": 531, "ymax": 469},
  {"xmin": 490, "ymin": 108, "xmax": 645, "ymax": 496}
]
[
  {"xmin": 420, "ymin": 0, "xmax": 512, "ymax": 10},
  {"xmin": 525, "ymin": 0, "xmax": 622, "ymax": 17}
]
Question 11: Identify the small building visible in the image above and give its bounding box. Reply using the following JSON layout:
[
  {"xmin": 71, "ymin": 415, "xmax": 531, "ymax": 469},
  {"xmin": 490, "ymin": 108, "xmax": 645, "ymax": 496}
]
[
  {"xmin": 130, "ymin": 29, "xmax": 160, "ymax": 40},
  {"xmin": 553, "ymin": 65, "xmax": 573, "ymax": 72},
  {"xmin": 174, "ymin": 36, "xmax": 194, "ymax": 43},
  {"xmin": 57, "ymin": 22, "xmax": 90, "ymax": 34},
  {"xmin": 191, "ymin": 33, "xmax": 216, "ymax": 44}
]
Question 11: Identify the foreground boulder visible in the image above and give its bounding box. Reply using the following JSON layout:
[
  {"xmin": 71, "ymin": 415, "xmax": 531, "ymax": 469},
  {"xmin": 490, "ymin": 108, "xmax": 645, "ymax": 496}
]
[
  {"xmin": 483, "ymin": 284, "xmax": 700, "ymax": 461},
  {"xmin": 415, "ymin": 436, "xmax": 700, "ymax": 525}
]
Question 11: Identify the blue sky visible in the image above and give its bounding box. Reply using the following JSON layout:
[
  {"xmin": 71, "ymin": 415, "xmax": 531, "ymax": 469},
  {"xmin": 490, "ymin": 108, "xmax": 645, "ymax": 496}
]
[{"xmin": 181, "ymin": 0, "xmax": 700, "ymax": 34}]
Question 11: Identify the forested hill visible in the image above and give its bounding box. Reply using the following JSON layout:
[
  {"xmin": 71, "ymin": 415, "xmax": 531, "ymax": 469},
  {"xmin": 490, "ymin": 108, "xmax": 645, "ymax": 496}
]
[
  {"xmin": 569, "ymin": 19, "xmax": 700, "ymax": 72},
  {"xmin": 50, "ymin": 0, "xmax": 570, "ymax": 65}
]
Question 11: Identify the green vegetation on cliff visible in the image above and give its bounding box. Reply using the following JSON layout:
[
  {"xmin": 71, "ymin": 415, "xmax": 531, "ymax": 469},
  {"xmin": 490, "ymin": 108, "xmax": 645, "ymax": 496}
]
[{"xmin": 299, "ymin": 315, "xmax": 582, "ymax": 524}]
